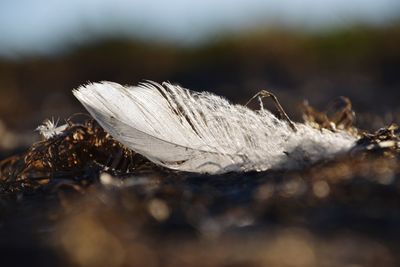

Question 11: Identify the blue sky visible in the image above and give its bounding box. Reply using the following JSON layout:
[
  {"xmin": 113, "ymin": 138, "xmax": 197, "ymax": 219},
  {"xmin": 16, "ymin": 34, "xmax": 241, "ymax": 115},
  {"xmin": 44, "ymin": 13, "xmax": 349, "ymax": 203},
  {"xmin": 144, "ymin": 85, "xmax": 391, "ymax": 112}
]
[{"xmin": 0, "ymin": 0, "xmax": 399, "ymax": 56}]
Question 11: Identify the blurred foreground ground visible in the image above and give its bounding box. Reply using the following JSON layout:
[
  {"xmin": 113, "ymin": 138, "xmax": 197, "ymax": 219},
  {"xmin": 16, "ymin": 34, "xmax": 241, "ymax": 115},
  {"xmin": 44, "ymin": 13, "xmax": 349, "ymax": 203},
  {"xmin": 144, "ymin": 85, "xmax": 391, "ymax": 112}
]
[
  {"xmin": 0, "ymin": 26, "xmax": 400, "ymax": 267},
  {"xmin": 1, "ymin": 117, "xmax": 399, "ymax": 267}
]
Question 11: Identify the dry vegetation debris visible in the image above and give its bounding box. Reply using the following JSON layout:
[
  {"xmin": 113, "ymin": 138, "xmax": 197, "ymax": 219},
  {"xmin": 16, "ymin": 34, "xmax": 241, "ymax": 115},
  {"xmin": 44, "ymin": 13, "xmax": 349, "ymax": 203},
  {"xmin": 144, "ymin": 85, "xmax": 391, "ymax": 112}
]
[{"xmin": 0, "ymin": 99, "xmax": 400, "ymax": 267}]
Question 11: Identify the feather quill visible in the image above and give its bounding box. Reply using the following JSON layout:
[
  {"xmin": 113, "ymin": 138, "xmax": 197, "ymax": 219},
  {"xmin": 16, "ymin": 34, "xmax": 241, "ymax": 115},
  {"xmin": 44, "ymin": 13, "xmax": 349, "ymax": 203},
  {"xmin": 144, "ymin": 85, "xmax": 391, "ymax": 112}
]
[{"xmin": 73, "ymin": 81, "xmax": 356, "ymax": 174}]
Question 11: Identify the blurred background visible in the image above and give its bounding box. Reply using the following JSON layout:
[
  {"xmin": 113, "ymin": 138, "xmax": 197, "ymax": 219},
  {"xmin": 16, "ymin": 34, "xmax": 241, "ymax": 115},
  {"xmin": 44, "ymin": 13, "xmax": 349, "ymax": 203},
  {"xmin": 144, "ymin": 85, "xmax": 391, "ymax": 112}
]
[
  {"xmin": 0, "ymin": 0, "xmax": 400, "ymax": 155},
  {"xmin": 1, "ymin": 3, "xmax": 400, "ymax": 266}
]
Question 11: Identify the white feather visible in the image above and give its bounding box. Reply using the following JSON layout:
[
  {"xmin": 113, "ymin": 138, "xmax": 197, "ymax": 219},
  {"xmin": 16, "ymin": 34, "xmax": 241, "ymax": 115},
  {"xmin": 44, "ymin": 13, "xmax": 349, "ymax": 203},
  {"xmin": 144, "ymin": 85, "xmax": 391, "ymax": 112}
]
[{"xmin": 73, "ymin": 81, "xmax": 356, "ymax": 174}]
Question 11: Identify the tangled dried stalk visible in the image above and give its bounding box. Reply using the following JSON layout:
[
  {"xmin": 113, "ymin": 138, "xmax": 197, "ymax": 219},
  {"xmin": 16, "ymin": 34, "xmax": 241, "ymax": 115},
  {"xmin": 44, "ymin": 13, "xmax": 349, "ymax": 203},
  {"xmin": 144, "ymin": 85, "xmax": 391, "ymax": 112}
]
[
  {"xmin": 1, "ymin": 99, "xmax": 399, "ymax": 195},
  {"xmin": 0, "ymin": 117, "xmax": 158, "ymax": 193},
  {"xmin": 302, "ymin": 96, "xmax": 357, "ymax": 134}
]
